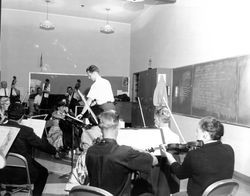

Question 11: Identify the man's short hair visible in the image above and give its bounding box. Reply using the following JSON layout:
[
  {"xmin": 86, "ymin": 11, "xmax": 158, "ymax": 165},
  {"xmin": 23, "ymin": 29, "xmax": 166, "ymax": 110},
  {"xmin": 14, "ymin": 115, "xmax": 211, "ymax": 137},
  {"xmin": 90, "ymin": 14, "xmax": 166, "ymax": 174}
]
[
  {"xmin": 8, "ymin": 102, "xmax": 25, "ymax": 120},
  {"xmin": 1, "ymin": 81, "xmax": 7, "ymax": 88},
  {"xmin": 99, "ymin": 110, "xmax": 119, "ymax": 130},
  {"xmin": 86, "ymin": 65, "xmax": 100, "ymax": 73},
  {"xmin": 199, "ymin": 116, "xmax": 224, "ymax": 140}
]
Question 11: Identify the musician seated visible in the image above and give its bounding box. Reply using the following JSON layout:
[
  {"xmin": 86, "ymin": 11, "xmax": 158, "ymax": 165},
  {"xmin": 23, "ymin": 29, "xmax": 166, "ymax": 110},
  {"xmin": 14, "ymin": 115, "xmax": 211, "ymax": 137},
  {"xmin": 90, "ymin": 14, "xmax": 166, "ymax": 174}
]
[
  {"xmin": 67, "ymin": 125, "xmax": 102, "ymax": 187},
  {"xmin": 85, "ymin": 110, "xmax": 158, "ymax": 196},
  {"xmin": 0, "ymin": 96, "xmax": 10, "ymax": 124},
  {"xmin": 47, "ymin": 100, "xmax": 66, "ymax": 154},
  {"xmin": 58, "ymin": 100, "xmax": 82, "ymax": 155},
  {"xmin": 159, "ymin": 116, "xmax": 235, "ymax": 196},
  {"xmin": 0, "ymin": 102, "xmax": 57, "ymax": 196},
  {"xmin": 154, "ymin": 106, "xmax": 180, "ymax": 144},
  {"xmin": 32, "ymin": 87, "xmax": 43, "ymax": 115}
]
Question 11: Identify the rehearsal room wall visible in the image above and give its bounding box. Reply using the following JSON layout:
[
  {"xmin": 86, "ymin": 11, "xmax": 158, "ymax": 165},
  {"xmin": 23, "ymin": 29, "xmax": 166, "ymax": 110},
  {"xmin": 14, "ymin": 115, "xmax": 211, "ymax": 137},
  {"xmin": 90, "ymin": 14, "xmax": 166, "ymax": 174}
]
[
  {"xmin": 0, "ymin": 9, "xmax": 130, "ymax": 100},
  {"xmin": 130, "ymin": 0, "xmax": 250, "ymax": 178}
]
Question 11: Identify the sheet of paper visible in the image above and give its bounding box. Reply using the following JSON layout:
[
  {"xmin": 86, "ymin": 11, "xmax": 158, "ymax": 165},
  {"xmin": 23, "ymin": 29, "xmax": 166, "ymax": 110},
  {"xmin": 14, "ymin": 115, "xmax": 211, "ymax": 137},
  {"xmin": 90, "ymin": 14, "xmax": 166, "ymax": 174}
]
[
  {"xmin": 0, "ymin": 126, "xmax": 20, "ymax": 156},
  {"xmin": 21, "ymin": 119, "xmax": 46, "ymax": 138},
  {"xmin": 117, "ymin": 128, "xmax": 164, "ymax": 155}
]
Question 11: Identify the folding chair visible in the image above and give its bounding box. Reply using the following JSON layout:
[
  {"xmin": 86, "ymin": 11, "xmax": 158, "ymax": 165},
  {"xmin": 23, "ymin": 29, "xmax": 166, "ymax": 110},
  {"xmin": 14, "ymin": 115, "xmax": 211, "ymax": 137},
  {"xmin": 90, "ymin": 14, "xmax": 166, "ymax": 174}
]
[
  {"xmin": 202, "ymin": 179, "xmax": 239, "ymax": 196},
  {"xmin": 69, "ymin": 185, "xmax": 113, "ymax": 196},
  {"xmin": 0, "ymin": 153, "xmax": 33, "ymax": 196}
]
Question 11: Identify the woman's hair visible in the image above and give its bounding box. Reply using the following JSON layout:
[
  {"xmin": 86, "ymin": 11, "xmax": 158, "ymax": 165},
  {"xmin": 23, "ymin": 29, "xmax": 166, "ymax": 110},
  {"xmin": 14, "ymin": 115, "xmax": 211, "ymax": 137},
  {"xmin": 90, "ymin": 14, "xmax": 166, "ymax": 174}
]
[
  {"xmin": 98, "ymin": 110, "xmax": 119, "ymax": 130},
  {"xmin": 154, "ymin": 106, "xmax": 170, "ymax": 124},
  {"xmin": 199, "ymin": 116, "xmax": 224, "ymax": 140}
]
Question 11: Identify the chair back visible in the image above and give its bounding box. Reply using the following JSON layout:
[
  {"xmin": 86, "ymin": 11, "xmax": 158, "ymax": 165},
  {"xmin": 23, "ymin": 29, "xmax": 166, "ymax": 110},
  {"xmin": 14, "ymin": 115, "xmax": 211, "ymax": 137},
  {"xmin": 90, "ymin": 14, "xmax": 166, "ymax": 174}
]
[
  {"xmin": 6, "ymin": 153, "xmax": 31, "ymax": 185},
  {"xmin": 69, "ymin": 185, "xmax": 113, "ymax": 196},
  {"xmin": 202, "ymin": 179, "xmax": 239, "ymax": 196},
  {"xmin": 1, "ymin": 152, "xmax": 33, "ymax": 196}
]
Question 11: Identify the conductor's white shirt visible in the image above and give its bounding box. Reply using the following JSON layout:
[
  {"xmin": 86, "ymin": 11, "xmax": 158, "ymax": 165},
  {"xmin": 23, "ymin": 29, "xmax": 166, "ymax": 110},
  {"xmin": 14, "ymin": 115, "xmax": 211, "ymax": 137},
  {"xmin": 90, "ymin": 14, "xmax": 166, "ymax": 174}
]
[{"xmin": 87, "ymin": 77, "xmax": 114, "ymax": 105}]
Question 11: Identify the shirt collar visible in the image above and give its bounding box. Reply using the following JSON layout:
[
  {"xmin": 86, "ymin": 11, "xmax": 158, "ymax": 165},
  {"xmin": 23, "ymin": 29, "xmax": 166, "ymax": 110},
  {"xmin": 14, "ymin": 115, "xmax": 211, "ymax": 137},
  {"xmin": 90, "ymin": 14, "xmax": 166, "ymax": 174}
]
[{"xmin": 203, "ymin": 140, "xmax": 222, "ymax": 147}]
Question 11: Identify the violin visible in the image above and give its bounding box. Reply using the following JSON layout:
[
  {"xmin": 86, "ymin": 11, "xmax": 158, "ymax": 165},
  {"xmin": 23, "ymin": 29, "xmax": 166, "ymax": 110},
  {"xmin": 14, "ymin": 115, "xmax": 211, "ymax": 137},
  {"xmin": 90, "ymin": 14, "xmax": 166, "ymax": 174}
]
[
  {"xmin": 147, "ymin": 140, "xmax": 204, "ymax": 155},
  {"xmin": 167, "ymin": 140, "xmax": 203, "ymax": 154}
]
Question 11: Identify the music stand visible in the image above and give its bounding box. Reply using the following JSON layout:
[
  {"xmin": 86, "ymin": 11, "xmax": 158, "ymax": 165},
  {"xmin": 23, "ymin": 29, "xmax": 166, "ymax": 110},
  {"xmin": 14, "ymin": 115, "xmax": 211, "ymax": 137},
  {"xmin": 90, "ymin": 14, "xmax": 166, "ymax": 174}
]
[{"xmin": 59, "ymin": 114, "xmax": 85, "ymax": 179}]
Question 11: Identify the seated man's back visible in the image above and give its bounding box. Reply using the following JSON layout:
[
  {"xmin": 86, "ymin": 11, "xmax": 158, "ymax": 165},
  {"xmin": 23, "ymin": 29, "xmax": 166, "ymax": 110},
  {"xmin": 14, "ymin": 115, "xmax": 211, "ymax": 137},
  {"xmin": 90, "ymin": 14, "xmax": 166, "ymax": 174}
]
[
  {"xmin": 86, "ymin": 110, "xmax": 158, "ymax": 196},
  {"xmin": 0, "ymin": 102, "xmax": 56, "ymax": 196}
]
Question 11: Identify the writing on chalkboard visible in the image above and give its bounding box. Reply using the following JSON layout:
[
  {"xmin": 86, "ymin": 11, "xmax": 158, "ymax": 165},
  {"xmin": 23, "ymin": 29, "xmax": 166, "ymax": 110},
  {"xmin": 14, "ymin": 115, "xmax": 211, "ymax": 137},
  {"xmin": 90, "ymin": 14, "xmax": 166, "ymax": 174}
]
[
  {"xmin": 172, "ymin": 54, "xmax": 250, "ymax": 127},
  {"xmin": 192, "ymin": 59, "xmax": 238, "ymax": 123}
]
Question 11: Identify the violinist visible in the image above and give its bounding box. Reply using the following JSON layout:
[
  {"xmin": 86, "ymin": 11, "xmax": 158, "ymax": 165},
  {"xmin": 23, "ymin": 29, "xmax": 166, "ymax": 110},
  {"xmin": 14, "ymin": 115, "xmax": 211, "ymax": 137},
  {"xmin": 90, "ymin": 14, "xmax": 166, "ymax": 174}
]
[
  {"xmin": 159, "ymin": 116, "xmax": 234, "ymax": 196},
  {"xmin": 154, "ymin": 106, "xmax": 180, "ymax": 144}
]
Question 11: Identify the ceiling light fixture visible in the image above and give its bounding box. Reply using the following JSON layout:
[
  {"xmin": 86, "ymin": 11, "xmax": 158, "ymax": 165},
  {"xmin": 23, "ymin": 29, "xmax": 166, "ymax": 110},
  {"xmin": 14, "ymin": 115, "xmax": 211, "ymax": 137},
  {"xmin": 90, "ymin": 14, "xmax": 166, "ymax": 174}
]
[
  {"xmin": 100, "ymin": 8, "xmax": 114, "ymax": 34},
  {"xmin": 40, "ymin": 0, "xmax": 55, "ymax": 30}
]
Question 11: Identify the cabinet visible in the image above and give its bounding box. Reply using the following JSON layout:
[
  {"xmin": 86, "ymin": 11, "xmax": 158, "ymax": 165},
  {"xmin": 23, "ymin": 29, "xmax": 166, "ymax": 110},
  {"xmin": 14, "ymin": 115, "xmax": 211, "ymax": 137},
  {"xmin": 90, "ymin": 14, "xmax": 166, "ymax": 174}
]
[
  {"xmin": 115, "ymin": 102, "xmax": 132, "ymax": 125},
  {"xmin": 132, "ymin": 68, "xmax": 172, "ymax": 127}
]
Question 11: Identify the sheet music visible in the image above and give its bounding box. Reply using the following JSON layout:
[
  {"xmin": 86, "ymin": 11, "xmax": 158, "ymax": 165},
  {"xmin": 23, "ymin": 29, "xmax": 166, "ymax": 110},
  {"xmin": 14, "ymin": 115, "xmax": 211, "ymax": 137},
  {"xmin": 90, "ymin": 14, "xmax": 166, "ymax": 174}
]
[
  {"xmin": 117, "ymin": 128, "xmax": 164, "ymax": 155},
  {"xmin": 0, "ymin": 126, "xmax": 20, "ymax": 156},
  {"xmin": 21, "ymin": 119, "xmax": 46, "ymax": 138}
]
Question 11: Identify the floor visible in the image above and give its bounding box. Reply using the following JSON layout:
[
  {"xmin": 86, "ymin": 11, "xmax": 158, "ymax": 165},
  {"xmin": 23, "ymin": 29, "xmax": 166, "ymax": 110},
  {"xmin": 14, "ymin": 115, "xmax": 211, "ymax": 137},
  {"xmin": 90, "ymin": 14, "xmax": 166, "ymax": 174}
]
[
  {"xmin": 2, "ymin": 151, "xmax": 250, "ymax": 196},
  {"xmin": 175, "ymin": 175, "xmax": 250, "ymax": 196}
]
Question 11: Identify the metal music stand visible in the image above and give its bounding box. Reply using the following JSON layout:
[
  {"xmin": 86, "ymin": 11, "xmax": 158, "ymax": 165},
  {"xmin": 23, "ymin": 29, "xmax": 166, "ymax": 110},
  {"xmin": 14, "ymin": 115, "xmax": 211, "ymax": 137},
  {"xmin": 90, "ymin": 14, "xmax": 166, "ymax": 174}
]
[{"xmin": 59, "ymin": 114, "xmax": 85, "ymax": 179}]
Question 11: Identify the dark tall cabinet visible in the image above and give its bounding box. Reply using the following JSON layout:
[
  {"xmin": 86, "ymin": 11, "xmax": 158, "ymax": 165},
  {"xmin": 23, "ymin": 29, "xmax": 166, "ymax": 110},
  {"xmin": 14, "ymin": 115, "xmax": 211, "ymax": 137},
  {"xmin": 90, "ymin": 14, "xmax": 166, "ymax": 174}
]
[{"xmin": 132, "ymin": 68, "xmax": 172, "ymax": 127}]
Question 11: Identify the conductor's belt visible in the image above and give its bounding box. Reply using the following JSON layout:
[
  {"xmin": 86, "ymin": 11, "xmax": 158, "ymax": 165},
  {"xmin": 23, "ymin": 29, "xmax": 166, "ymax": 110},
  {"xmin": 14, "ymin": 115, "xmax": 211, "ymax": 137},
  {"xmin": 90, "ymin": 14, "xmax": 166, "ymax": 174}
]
[{"xmin": 97, "ymin": 101, "xmax": 113, "ymax": 106}]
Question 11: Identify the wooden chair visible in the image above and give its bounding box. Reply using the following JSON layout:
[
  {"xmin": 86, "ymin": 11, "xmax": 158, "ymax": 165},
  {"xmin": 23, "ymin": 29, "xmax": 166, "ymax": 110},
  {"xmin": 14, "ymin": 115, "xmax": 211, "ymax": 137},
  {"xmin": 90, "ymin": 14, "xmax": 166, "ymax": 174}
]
[
  {"xmin": 202, "ymin": 179, "xmax": 239, "ymax": 196},
  {"xmin": 69, "ymin": 185, "xmax": 113, "ymax": 196},
  {"xmin": 0, "ymin": 153, "xmax": 33, "ymax": 196}
]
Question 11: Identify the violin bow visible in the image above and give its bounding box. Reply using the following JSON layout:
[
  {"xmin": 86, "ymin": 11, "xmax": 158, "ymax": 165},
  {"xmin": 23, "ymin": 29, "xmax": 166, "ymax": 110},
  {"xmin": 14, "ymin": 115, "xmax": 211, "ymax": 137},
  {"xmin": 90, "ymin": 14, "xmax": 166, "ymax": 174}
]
[
  {"xmin": 77, "ymin": 90, "xmax": 98, "ymax": 125},
  {"xmin": 137, "ymin": 97, "xmax": 146, "ymax": 128},
  {"xmin": 21, "ymin": 91, "xmax": 29, "ymax": 104},
  {"xmin": 163, "ymin": 97, "xmax": 186, "ymax": 143}
]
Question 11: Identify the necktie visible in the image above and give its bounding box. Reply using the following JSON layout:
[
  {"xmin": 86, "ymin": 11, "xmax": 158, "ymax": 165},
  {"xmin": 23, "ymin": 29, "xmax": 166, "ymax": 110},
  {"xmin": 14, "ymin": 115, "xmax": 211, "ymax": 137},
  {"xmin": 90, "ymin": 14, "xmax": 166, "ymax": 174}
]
[{"xmin": 4, "ymin": 88, "xmax": 7, "ymax": 96}]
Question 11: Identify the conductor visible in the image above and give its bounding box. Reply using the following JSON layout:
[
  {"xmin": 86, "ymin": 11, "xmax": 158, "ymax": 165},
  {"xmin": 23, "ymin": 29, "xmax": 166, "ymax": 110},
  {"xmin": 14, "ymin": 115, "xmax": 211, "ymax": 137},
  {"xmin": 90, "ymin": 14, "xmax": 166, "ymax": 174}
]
[{"xmin": 76, "ymin": 65, "xmax": 115, "ymax": 124}]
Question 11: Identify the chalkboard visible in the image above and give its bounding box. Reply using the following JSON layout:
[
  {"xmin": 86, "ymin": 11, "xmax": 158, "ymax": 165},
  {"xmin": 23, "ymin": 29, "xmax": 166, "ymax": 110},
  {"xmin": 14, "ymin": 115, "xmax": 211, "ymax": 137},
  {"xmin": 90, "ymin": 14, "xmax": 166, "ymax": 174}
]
[
  {"xmin": 238, "ymin": 55, "xmax": 250, "ymax": 125},
  {"xmin": 29, "ymin": 72, "xmax": 129, "ymax": 96},
  {"xmin": 172, "ymin": 54, "xmax": 250, "ymax": 127},
  {"xmin": 192, "ymin": 58, "xmax": 238, "ymax": 123},
  {"xmin": 172, "ymin": 66, "xmax": 193, "ymax": 115}
]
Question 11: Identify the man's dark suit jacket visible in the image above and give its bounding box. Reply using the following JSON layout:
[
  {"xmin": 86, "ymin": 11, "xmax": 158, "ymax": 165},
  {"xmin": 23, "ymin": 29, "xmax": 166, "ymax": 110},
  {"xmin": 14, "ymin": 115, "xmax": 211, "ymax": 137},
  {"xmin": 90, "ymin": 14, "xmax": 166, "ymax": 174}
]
[
  {"xmin": 0, "ymin": 120, "xmax": 56, "ymax": 180},
  {"xmin": 170, "ymin": 141, "xmax": 234, "ymax": 196}
]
